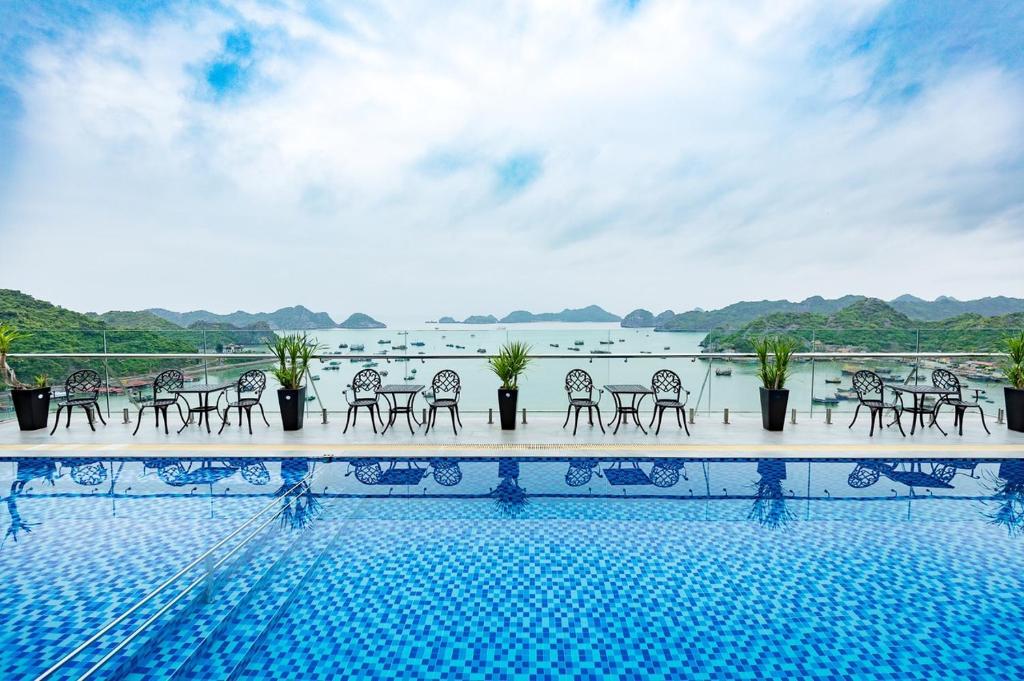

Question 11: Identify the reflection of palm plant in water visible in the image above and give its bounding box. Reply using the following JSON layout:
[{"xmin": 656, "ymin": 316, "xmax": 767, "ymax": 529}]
[
  {"xmin": 277, "ymin": 459, "xmax": 322, "ymax": 530},
  {"xmin": 984, "ymin": 461, "xmax": 1024, "ymax": 537},
  {"xmin": 2, "ymin": 460, "xmax": 55, "ymax": 548},
  {"xmin": 748, "ymin": 461, "xmax": 794, "ymax": 530},
  {"xmin": 492, "ymin": 460, "xmax": 528, "ymax": 518}
]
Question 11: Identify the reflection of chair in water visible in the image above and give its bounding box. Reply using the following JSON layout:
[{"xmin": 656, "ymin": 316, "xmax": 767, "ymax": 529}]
[
  {"xmin": 985, "ymin": 460, "xmax": 1024, "ymax": 537},
  {"xmin": 62, "ymin": 460, "xmax": 108, "ymax": 486},
  {"xmin": 847, "ymin": 461, "xmax": 958, "ymax": 490},
  {"xmin": 749, "ymin": 461, "xmax": 793, "ymax": 529},
  {"xmin": 565, "ymin": 459, "xmax": 602, "ymax": 487},
  {"xmin": 603, "ymin": 461, "xmax": 653, "ymax": 486},
  {"xmin": 429, "ymin": 459, "xmax": 463, "ymax": 487},
  {"xmin": 650, "ymin": 460, "xmax": 687, "ymax": 488},
  {"xmin": 146, "ymin": 460, "xmax": 237, "ymax": 487}
]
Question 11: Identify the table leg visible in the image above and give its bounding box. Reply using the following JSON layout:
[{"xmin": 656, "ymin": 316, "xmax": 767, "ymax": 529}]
[
  {"xmin": 910, "ymin": 394, "xmax": 919, "ymax": 435},
  {"xmin": 381, "ymin": 394, "xmax": 395, "ymax": 435},
  {"xmin": 635, "ymin": 395, "xmax": 649, "ymax": 435},
  {"xmin": 405, "ymin": 394, "xmax": 416, "ymax": 435},
  {"xmin": 204, "ymin": 393, "xmax": 212, "ymax": 434},
  {"xmin": 409, "ymin": 394, "xmax": 422, "ymax": 426},
  {"xmin": 606, "ymin": 394, "xmax": 621, "ymax": 428}
]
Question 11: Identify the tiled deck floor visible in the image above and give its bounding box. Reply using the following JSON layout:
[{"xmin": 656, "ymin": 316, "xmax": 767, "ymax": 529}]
[{"xmin": 2, "ymin": 409, "xmax": 1021, "ymax": 458}]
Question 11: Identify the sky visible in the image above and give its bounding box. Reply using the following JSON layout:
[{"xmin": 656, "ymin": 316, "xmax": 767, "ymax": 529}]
[{"xmin": 1, "ymin": 0, "xmax": 1023, "ymax": 325}]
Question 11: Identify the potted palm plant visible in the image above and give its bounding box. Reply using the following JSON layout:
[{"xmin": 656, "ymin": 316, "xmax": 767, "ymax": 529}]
[
  {"xmin": 754, "ymin": 335, "xmax": 797, "ymax": 431},
  {"xmin": 488, "ymin": 341, "xmax": 531, "ymax": 430},
  {"xmin": 267, "ymin": 333, "xmax": 319, "ymax": 431},
  {"xmin": 1, "ymin": 323, "xmax": 52, "ymax": 431},
  {"xmin": 1004, "ymin": 331, "xmax": 1024, "ymax": 433}
]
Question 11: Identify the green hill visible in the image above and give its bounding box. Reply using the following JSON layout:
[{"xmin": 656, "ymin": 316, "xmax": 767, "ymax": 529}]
[
  {"xmin": 703, "ymin": 299, "xmax": 1024, "ymax": 352},
  {"xmin": 147, "ymin": 305, "xmax": 338, "ymax": 329}
]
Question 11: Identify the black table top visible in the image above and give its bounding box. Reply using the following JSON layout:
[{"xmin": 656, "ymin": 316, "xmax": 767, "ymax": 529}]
[
  {"xmin": 887, "ymin": 384, "xmax": 955, "ymax": 395},
  {"xmin": 171, "ymin": 383, "xmax": 232, "ymax": 394},
  {"xmin": 604, "ymin": 384, "xmax": 654, "ymax": 395},
  {"xmin": 378, "ymin": 384, "xmax": 425, "ymax": 394}
]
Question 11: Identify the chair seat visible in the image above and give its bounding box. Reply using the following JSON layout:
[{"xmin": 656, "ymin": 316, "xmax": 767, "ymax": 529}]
[
  {"xmin": 569, "ymin": 398, "xmax": 599, "ymax": 407},
  {"xmin": 655, "ymin": 398, "xmax": 684, "ymax": 408},
  {"xmin": 349, "ymin": 397, "xmax": 378, "ymax": 407},
  {"xmin": 227, "ymin": 398, "xmax": 260, "ymax": 408},
  {"xmin": 152, "ymin": 398, "xmax": 178, "ymax": 407},
  {"xmin": 57, "ymin": 397, "xmax": 99, "ymax": 407},
  {"xmin": 861, "ymin": 399, "xmax": 899, "ymax": 409},
  {"xmin": 943, "ymin": 399, "xmax": 982, "ymax": 409},
  {"xmin": 428, "ymin": 398, "xmax": 458, "ymax": 408}
]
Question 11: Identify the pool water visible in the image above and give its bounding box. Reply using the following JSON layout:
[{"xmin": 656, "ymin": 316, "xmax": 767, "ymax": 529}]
[{"xmin": 2, "ymin": 457, "xmax": 1023, "ymax": 680}]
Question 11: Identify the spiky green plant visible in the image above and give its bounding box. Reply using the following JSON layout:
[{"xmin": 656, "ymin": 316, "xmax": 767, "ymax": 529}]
[
  {"xmin": 1004, "ymin": 331, "xmax": 1024, "ymax": 390},
  {"xmin": 753, "ymin": 335, "xmax": 798, "ymax": 390},
  {"xmin": 488, "ymin": 341, "xmax": 532, "ymax": 390},
  {"xmin": 32, "ymin": 375, "xmax": 50, "ymax": 389},
  {"xmin": 0, "ymin": 322, "xmax": 25, "ymax": 389},
  {"xmin": 266, "ymin": 333, "xmax": 320, "ymax": 390}
]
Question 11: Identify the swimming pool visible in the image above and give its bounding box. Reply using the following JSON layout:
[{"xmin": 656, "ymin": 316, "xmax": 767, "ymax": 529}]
[{"xmin": 2, "ymin": 456, "xmax": 1022, "ymax": 680}]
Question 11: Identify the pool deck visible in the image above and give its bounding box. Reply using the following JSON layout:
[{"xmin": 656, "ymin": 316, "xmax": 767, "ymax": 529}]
[{"xmin": 1, "ymin": 410, "xmax": 1022, "ymax": 459}]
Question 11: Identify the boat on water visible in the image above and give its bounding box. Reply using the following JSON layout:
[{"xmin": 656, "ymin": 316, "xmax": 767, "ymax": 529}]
[
  {"xmin": 455, "ymin": 345, "xmax": 465, "ymax": 349},
  {"xmin": 403, "ymin": 375, "xmax": 416, "ymax": 381},
  {"xmin": 305, "ymin": 395, "xmax": 316, "ymax": 402},
  {"xmin": 715, "ymin": 368, "xmax": 732, "ymax": 376},
  {"xmin": 363, "ymin": 361, "xmax": 379, "ymax": 368},
  {"xmin": 824, "ymin": 378, "xmax": 841, "ymax": 384},
  {"xmin": 590, "ymin": 349, "xmax": 610, "ymax": 355},
  {"xmin": 393, "ymin": 344, "xmax": 407, "ymax": 350},
  {"xmin": 338, "ymin": 343, "xmax": 348, "ymax": 349},
  {"xmin": 328, "ymin": 360, "xmax": 339, "ymax": 366},
  {"xmin": 599, "ymin": 340, "xmax": 614, "ymax": 345},
  {"xmin": 378, "ymin": 339, "xmax": 391, "ymax": 344},
  {"xmin": 812, "ymin": 396, "xmax": 839, "ymax": 405},
  {"xmin": 380, "ymin": 370, "xmax": 389, "ymax": 376},
  {"xmin": 573, "ymin": 340, "xmax": 584, "ymax": 346},
  {"xmin": 411, "ymin": 341, "xmax": 426, "ymax": 347},
  {"xmin": 350, "ymin": 344, "xmax": 365, "ymax": 351},
  {"xmin": 312, "ymin": 375, "xmax": 321, "ymax": 381},
  {"xmin": 663, "ymin": 346, "xmax": 671, "ymax": 351},
  {"xmin": 836, "ymin": 388, "xmax": 859, "ymax": 400},
  {"xmin": 549, "ymin": 343, "xmax": 560, "ymax": 348},
  {"xmin": 476, "ymin": 348, "xmax": 487, "ymax": 354},
  {"xmin": 568, "ymin": 347, "xmax": 581, "ymax": 352},
  {"xmin": 410, "ymin": 368, "xmax": 417, "ymax": 373}
]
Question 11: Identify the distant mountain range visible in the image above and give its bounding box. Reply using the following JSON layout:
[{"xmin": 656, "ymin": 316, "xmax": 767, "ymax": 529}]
[
  {"xmin": 146, "ymin": 306, "xmax": 384, "ymax": 329},
  {"xmin": 623, "ymin": 295, "xmax": 1024, "ymax": 330},
  {"xmin": 436, "ymin": 305, "xmax": 621, "ymax": 324}
]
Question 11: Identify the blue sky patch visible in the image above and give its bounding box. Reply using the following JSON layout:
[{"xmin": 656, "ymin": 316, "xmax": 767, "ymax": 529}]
[{"xmin": 495, "ymin": 153, "xmax": 543, "ymax": 195}]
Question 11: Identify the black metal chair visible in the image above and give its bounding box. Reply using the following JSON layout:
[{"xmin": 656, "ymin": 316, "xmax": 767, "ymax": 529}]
[
  {"xmin": 930, "ymin": 369, "xmax": 990, "ymax": 436},
  {"xmin": 650, "ymin": 369, "xmax": 690, "ymax": 436},
  {"xmin": 217, "ymin": 369, "xmax": 270, "ymax": 435},
  {"xmin": 848, "ymin": 370, "xmax": 905, "ymax": 437},
  {"xmin": 51, "ymin": 370, "xmax": 107, "ymax": 435},
  {"xmin": 132, "ymin": 369, "xmax": 187, "ymax": 436},
  {"xmin": 423, "ymin": 369, "xmax": 462, "ymax": 435},
  {"xmin": 563, "ymin": 369, "xmax": 604, "ymax": 436},
  {"xmin": 343, "ymin": 369, "xmax": 384, "ymax": 434}
]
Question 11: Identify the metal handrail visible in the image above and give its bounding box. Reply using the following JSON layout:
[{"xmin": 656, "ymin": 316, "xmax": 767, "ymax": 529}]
[
  {"xmin": 6, "ymin": 351, "xmax": 1009, "ymax": 360},
  {"xmin": 32, "ymin": 472, "xmax": 318, "ymax": 681}
]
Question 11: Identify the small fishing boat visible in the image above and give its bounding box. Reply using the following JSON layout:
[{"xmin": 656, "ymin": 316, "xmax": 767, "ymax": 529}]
[
  {"xmin": 380, "ymin": 370, "xmax": 389, "ymax": 376},
  {"xmin": 573, "ymin": 340, "xmax": 584, "ymax": 346},
  {"xmin": 350, "ymin": 344, "xmax": 365, "ymax": 352},
  {"xmin": 812, "ymin": 396, "xmax": 839, "ymax": 405},
  {"xmin": 362, "ymin": 361, "xmax": 379, "ymax": 368},
  {"xmin": 305, "ymin": 395, "xmax": 316, "ymax": 402},
  {"xmin": 312, "ymin": 375, "xmax": 321, "ymax": 381},
  {"xmin": 715, "ymin": 368, "xmax": 732, "ymax": 376},
  {"xmin": 411, "ymin": 341, "xmax": 425, "ymax": 347},
  {"xmin": 590, "ymin": 349, "xmax": 610, "ymax": 355},
  {"xmin": 338, "ymin": 343, "xmax": 348, "ymax": 349},
  {"xmin": 549, "ymin": 343, "xmax": 560, "ymax": 348},
  {"xmin": 824, "ymin": 378, "xmax": 841, "ymax": 384},
  {"xmin": 599, "ymin": 340, "xmax": 614, "ymax": 345},
  {"xmin": 663, "ymin": 346, "xmax": 671, "ymax": 351},
  {"xmin": 393, "ymin": 344, "xmax": 407, "ymax": 350},
  {"xmin": 568, "ymin": 347, "xmax": 581, "ymax": 352},
  {"xmin": 378, "ymin": 339, "xmax": 391, "ymax": 344},
  {"xmin": 476, "ymin": 348, "xmax": 487, "ymax": 353}
]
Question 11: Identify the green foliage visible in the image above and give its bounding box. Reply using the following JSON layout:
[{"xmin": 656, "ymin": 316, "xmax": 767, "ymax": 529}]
[
  {"xmin": 488, "ymin": 341, "xmax": 532, "ymax": 390},
  {"xmin": 267, "ymin": 333, "xmax": 320, "ymax": 390},
  {"xmin": 32, "ymin": 374, "xmax": 50, "ymax": 388},
  {"xmin": 753, "ymin": 335, "xmax": 797, "ymax": 390},
  {"xmin": 1005, "ymin": 332, "xmax": 1024, "ymax": 390},
  {"xmin": 0, "ymin": 321, "xmax": 25, "ymax": 387}
]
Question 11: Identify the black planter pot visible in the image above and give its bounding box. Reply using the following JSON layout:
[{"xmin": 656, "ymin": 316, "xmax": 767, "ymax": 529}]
[
  {"xmin": 759, "ymin": 387, "xmax": 789, "ymax": 432},
  {"xmin": 1006, "ymin": 387, "xmax": 1024, "ymax": 433},
  {"xmin": 278, "ymin": 387, "xmax": 306, "ymax": 431},
  {"xmin": 497, "ymin": 388, "xmax": 518, "ymax": 431},
  {"xmin": 11, "ymin": 387, "xmax": 51, "ymax": 431}
]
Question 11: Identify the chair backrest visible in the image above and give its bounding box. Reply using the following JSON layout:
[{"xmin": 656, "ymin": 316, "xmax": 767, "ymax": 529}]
[
  {"xmin": 431, "ymin": 370, "xmax": 461, "ymax": 399},
  {"xmin": 237, "ymin": 369, "xmax": 267, "ymax": 398},
  {"xmin": 931, "ymin": 369, "xmax": 961, "ymax": 398},
  {"xmin": 565, "ymin": 369, "xmax": 594, "ymax": 399},
  {"xmin": 351, "ymin": 369, "xmax": 382, "ymax": 397},
  {"xmin": 651, "ymin": 369, "xmax": 682, "ymax": 399},
  {"xmin": 65, "ymin": 370, "xmax": 102, "ymax": 398},
  {"xmin": 153, "ymin": 369, "xmax": 184, "ymax": 398},
  {"xmin": 852, "ymin": 370, "xmax": 883, "ymax": 399}
]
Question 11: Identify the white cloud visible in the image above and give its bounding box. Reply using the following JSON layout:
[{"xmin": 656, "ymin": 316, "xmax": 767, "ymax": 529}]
[{"xmin": 0, "ymin": 0, "xmax": 1022, "ymax": 323}]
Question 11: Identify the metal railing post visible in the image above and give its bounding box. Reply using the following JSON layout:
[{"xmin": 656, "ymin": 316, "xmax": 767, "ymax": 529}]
[
  {"xmin": 102, "ymin": 331, "xmax": 112, "ymax": 418},
  {"xmin": 202, "ymin": 330, "xmax": 209, "ymax": 384},
  {"xmin": 723, "ymin": 408, "xmax": 729, "ymax": 424},
  {"xmin": 808, "ymin": 330, "xmax": 816, "ymax": 417}
]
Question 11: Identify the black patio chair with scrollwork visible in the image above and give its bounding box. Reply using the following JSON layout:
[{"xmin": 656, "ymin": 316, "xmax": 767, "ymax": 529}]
[
  {"xmin": 343, "ymin": 368, "xmax": 384, "ymax": 434},
  {"xmin": 563, "ymin": 369, "xmax": 604, "ymax": 436},
  {"xmin": 132, "ymin": 369, "xmax": 187, "ymax": 436},
  {"xmin": 848, "ymin": 370, "xmax": 905, "ymax": 437},
  {"xmin": 930, "ymin": 369, "xmax": 990, "ymax": 436},
  {"xmin": 50, "ymin": 370, "xmax": 107, "ymax": 435},
  {"xmin": 649, "ymin": 369, "xmax": 690, "ymax": 436},
  {"xmin": 216, "ymin": 369, "xmax": 270, "ymax": 435},
  {"xmin": 423, "ymin": 369, "xmax": 462, "ymax": 435}
]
